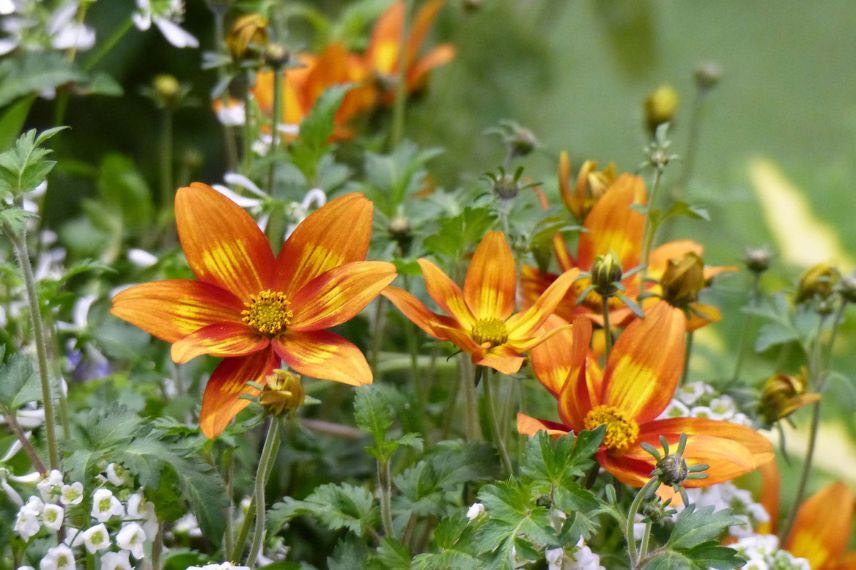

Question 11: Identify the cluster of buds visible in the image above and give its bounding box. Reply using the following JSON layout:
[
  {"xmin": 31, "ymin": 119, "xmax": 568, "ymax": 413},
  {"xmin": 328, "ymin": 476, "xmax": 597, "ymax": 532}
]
[
  {"xmin": 558, "ymin": 151, "xmax": 617, "ymax": 221},
  {"xmin": 757, "ymin": 370, "xmax": 820, "ymax": 427}
]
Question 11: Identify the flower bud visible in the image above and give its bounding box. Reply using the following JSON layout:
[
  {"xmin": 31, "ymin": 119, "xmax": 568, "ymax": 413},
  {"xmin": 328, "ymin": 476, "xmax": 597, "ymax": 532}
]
[
  {"xmin": 388, "ymin": 214, "xmax": 413, "ymax": 255},
  {"xmin": 795, "ymin": 263, "xmax": 840, "ymax": 304},
  {"xmin": 694, "ymin": 62, "xmax": 722, "ymax": 91},
  {"xmin": 259, "ymin": 370, "xmax": 304, "ymax": 416},
  {"xmin": 227, "ymin": 13, "xmax": 268, "ymax": 60},
  {"xmin": 263, "ymin": 42, "xmax": 290, "ymax": 69},
  {"xmin": 657, "ymin": 454, "xmax": 689, "ymax": 486},
  {"xmin": 559, "ymin": 152, "xmax": 617, "ymax": 221},
  {"xmin": 153, "ymin": 74, "xmax": 180, "ymax": 105},
  {"xmin": 660, "ymin": 253, "xmax": 705, "ymax": 307},
  {"xmin": 591, "ymin": 252, "xmax": 623, "ymax": 295},
  {"xmin": 758, "ymin": 371, "xmax": 819, "ymax": 426},
  {"xmin": 744, "ymin": 247, "xmax": 772, "ymax": 274},
  {"xmin": 644, "ymin": 85, "xmax": 679, "ymax": 134},
  {"xmin": 492, "ymin": 173, "xmax": 519, "ymax": 201}
]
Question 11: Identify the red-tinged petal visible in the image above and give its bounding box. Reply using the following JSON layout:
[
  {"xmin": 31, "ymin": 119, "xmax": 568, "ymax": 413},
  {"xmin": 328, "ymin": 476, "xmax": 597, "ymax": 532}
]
[
  {"xmin": 648, "ymin": 240, "xmax": 703, "ymax": 280},
  {"xmin": 170, "ymin": 323, "xmax": 268, "ymax": 363},
  {"xmin": 476, "ymin": 345, "xmax": 525, "ymax": 375},
  {"xmin": 199, "ymin": 350, "xmax": 278, "ymax": 439},
  {"xmin": 529, "ymin": 315, "xmax": 575, "ymax": 397},
  {"xmin": 554, "ymin": 233, "xmax": 576, "ymax": 272},
  {"xmin": 757, "ymin": 458, "xmax": 780, "ymax": 534},
  {"xmin": 601, "ymin": 301, "xmax": 686, "ymax": 423},
  {"xmin": 557, "ymin": 317, "xmax": 602, "ymax": 431},
  {"xmin": 274, "ymin": 330, "xmax": 372, "ymax": 386},
  {"xmin": 464, "ymin": 231, "xmax": 516, "ymax": 321},
  {"xmin": 417, "ymin": 258, "xmax": 476, "ymax": 328},
  {"xmin": 520, "ymin": 265, "xmax": 553, "ymax": 310},
  {"xmin": 687, "ymin": 302, "xmax": 722, "ymax": 332},
  {"xmin": 605, "ymin": 418, "xmax": 774, "ymax": 488},
  {"xmin": 381, "ymin": 286, "xmax": 456, "ymax": 339},
  {"xmin": 111, "ymin": 279, "xmax": 244, "ymax": 343},
  {"xmin": 289, "ymin": 261, "xmax": 397, "ymax": 331},
  {"xmin": 786, "ymin": 481, "xmax": 855, "ymax": 569},
  {"xmin": 506, "ymin": 268, "xmax": 580, "ymax": 340},
  {"xmin": 517, "ymin": 413, "xmax": 570, "ymax": 437},
  {"xmin": 274, "ymin": 193, "xmax": 374, "ymax": 297},
  {"xmin": 407, "ymin": 0, "xmax": 445, "ymax": 60},
  {"xmin": 577, "ymin": 174, "xmax": 646, "ymax": 270},
  {"xmin": 175, "ymin": 183, "xmax": 275, "ymax": 301},
  {"xmin": 432, "ymin": 322, "xmax": 484, "ymax": 356},
  {"xmin": 407, "ymin": 44, "xmax": 455, "ymax": 90}
]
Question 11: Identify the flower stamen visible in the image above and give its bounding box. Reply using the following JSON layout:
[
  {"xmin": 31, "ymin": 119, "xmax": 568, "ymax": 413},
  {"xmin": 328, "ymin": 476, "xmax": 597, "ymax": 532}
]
[
  {"xmin": 584, "ymin": 405, "xmax": 639, "ymax": 451},
  {"xmin": 471, "ymin": 318, "xmax": 509, "ymax": 347},
  {"xmin": 242, "ymin": 290, "xmax": 293, "ymax": 335}
]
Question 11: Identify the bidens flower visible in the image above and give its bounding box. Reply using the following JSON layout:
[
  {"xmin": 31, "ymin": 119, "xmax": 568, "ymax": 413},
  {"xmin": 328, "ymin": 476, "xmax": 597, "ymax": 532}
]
[
  {"xmin": 519, "ymin": 301, "xmax": 773, "ymax": 487},
  {"xmin": 383, "ymin": 231, "xmax": 579, "ymax": 374},
  {"xmin": 112, "ymin": 186, "xmax": 396, "ymax": 438}
]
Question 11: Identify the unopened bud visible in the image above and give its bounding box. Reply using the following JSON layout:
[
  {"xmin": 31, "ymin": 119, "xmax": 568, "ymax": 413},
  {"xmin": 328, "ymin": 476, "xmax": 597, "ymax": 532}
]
[
  {"xmin": 744, "ymin": 247, "xmax": 772, "ymax": 274},
  {"xmin": 644, "ymin": 85, "xmax": 679, "ymax": 134},
  {"xmin": 263, "ymin": 43, "xmax": 290, "ymax": 68},
  {"xmin": 259, "ymin": 370, "xmax": 304, "ymax": 416},
  {"xmin": 153, "ymin": 74, "xmax": 180, "ymax": 105},
  {"xmin": 758, "ymin": 371, "xmax": 819, "ymax": 426},
  {"xmin": 227, "ymin": 13, "xmax": 268, "ymax": 60},
  {"xmin": 795, "ymin": 263, "xmax": 840, "ymax": 304},
  {"xmin": 660, "ymin": 253, "xmax": 705, "ymax": 307},
  {"xmin": 591, "ymin": 252, "xmax": 623, "ymax": 295},
  {"xmin": 694, "ymin": 62, "xmax": 722, "ymax": 91},
  {"xmin": 657, "ymin": 454, "xmax": 689, "ymax": 486},
  {"xmin": 492, "ymin": 173, "xmax": 519, "ymax": 201}
]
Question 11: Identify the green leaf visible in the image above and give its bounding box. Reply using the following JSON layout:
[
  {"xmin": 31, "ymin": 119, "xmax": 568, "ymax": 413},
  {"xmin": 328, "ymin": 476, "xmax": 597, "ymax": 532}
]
[
  {"xmin": 328, "ymin": 537, "xmax": 370, "ymax": 570},
  {"xmin": 353, "ymin": 384, "xmax": 411, "ymax": 461},
  {"xmin": 643, "ymin": 543, "xmax": 744, "ymax": 569},
  {"xmin": 0, "ymin": 96, "xmax": 34, "ymax": 149},
  {"xmin": 521, "ymin": 428, "xmax": 604, "ymax": 491},
  {"xmin": 291, "ymin": 85, "xmax": 351, "ymax": 180},
  {"xmin": 371, "ymin": 538, "xmax": 412, "ymax": 570},
  {"xmin": 667, "ymin": 505, "xmax": 744, "ymax": 551},
  {"xmin": 0, "ymin": 53, "xmax": 85, "ymax": 108},
  {"xmin": 423, "ymin": 207, "xmax": 497, "ymax": 260},
  {"xmin": 361, "ymin": 141, "xmax": 443, "ymax": 217},
  {"xmin": 0, "ymin": 126, "xmax": 67, "ymax": 200},
  {"xmin": 0, "ymin": 352, "xmax": 38, "ymax": 411},
  {"xmin": 268, "ymin": 483, "xmax": 378, "ymax": 537}
]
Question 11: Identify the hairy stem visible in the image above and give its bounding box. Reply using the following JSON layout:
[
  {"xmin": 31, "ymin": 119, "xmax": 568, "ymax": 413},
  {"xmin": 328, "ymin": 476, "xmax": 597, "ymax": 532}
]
[
  {"xmin": 730, "ymin": 272, "xmax": 761, "ymax": 383},
  {"xmin": 265, "ymin": 66, "xmax": 287, "ymax": 252},
  {"xmin": 681, "ymin": 331, "xmax": 694, "ymax": 385},
  {"xmin": 378, "ymin": 457, "xmax": 395, "ymax": 538},
  {"xmin": 639, "ymin": 166, "xmax": 664, "ymax": 278},
  {"xmin": 626, "ymin": 477, "xmax": 658, "ymax": 568},
  {"xmin": 247, "ymin": 418, "xmax": 282, "ymax": 567},
  {"xmin": 602, "ymin": 296, "xmax": 613, "ymax": 358},
  {"xmin": 483, "ymin": 368, "xmax": 513, "ymax": 475},
  {"xmin": 463, "ymin": 359, "xmax": 483, "ymax": 441}
]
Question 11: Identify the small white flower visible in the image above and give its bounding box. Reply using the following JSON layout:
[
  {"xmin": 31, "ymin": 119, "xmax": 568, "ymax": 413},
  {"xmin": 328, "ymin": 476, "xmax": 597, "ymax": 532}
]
[
  {"xmin": 39, "ymin": 543, "xmax": 76, "ymax": 570},
  {"xmin": 60, "ymin": 482, "xmax": 84, "ymax": 506},
  {"xmin": 127, "ymin": 248, "xmax": 158, "ymax": 268},
  {"xmin": 17, "ymin": 566, "xmax": 36, "ymax": 570},
  {"xmin": 15, "ymin": 409, "xmax": 46, "ymax": 429},
  {"xmin": 465, "ymin": 502, "xmax": 485, "ymax": 520},
  {"xmin": 105, "ymin": 463, "xmax": 129, "ymax": 487},
  {"xmin": 689, "ymin": 405, "xmax": 714, "ymax": 420},
  {"xmin": 709, "ymin": 395, "xmax": 737, "ymax": 418},
  {"xmin": 659, "ymin": 399, "xmax": 690, "ymax": 419},
  {"xmin": 132, "ymin": 0, "xmax": 198, "ymax": 48},
  {"xmin": 63, "ymin": 526, "xmax": 85, "ymax": 547},
  {"xmin": 37, "ymin": 470, "xmax": 64, "ymax": 502},
  {"xmin": 0, "ymin": 0, "xmax": 14, "ymax": 16},
  {"xmin": 173, "ymin": 512, "xmax": 202, "ymax": 537},
  {"xmin": 126, "ymin": 492, "xmax": 159, "ymax": 538},
  {"xmin": 215, "ymin": 98, "xmax": 246, "ymax": 126},
  {"xmin": 14, "ymin": 503, "xmax": 41, "ymax": 540},
  {"xmin": 48, "ymin": 2, "xmax": 96, "ymax": 51},
  {"xmin": 99, "ymin": 551, "xmax": 132, "ymax": 570},
  {"xmin": 42, "ymin": 504, "xmax": 64, "ymax": 531},
  {"xmin": 91, "ymin": 488, "xmax": 124, "ymax": 522},
  {"xmin": 81, "ymin": 523, "xmax": 110, "ymax": 553},
  {"xmin": 116, "ymin": 522, "xmax": 147, "ymax": 559},
  {"xmin": 676, "ymin": 381, "xmax": 713, "ymax": 406}
]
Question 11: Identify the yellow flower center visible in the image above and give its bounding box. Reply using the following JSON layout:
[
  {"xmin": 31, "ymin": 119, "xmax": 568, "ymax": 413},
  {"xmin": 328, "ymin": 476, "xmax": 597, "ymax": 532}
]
[
  {"xmin": 242, "ymin": 290, "xmax": 293, "ymax": 335},
  {"xmin": 471, "ymin": 318, "xmax": 509, "ymax": 347},
  {"xmin": 583, "ymin": 405, "xmax": 639, "ymax": 451}
]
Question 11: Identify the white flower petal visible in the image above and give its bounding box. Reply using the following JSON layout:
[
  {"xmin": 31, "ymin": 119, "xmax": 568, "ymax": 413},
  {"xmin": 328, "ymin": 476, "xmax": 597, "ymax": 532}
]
[{"xmin": 153, "ymin": 17, "xmax": 198, "ymax": 48}]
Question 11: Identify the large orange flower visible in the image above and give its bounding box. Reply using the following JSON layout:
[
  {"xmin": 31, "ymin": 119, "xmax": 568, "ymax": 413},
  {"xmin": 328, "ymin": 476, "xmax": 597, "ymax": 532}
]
[
  {"xmin": 112, "ymin": 185, "xmax": 396, "ymax": 438},
  {"xmin": 364, "ymin": 0, "xmax": 456, "ymax": 103},
  {"xmin": 518, "ymin": 301, "xmax": 774, "ymax": 487},
  {"xmin": 382, "ymin": 231, "xmax": 579, "ymax": 375}
]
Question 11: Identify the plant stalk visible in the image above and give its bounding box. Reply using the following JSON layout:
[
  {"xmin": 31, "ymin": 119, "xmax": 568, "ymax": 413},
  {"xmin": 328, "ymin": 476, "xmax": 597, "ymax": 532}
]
[
  {"xmin": 264, "ymin": 65, "xmax": 287, "ymax": 252},
  {"xmin": 483, "ymin": 368, "xmax": 513, "ymax": 475},
  {"xmin": 681, "ymin": 331, "xmax": 694, "ymax": 385},
  {"xmin": 389, "ymin": 0, "xmax": 413, "ymax": 148},
  {"xmin": 378, "ymin": 457, "xmax": 395, "ymax": 538},
  {"xmin": 602, "ymin": 296, "xmax": 613, "ymax": 358},
  {"xmin": 626, "ymin": 477, "xmax": 658, "ymax": 567},
  {"xmin": 247, "ymin": 418, "xmax": 282, "ymax": 567}
]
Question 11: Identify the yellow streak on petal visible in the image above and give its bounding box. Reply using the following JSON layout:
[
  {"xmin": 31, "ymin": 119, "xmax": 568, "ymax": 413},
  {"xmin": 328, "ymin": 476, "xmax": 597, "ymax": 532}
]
[
  {"xmin": 749, "ymin": 158, "xmax": 854, "ymax": 270},
  {"xmin": 201, "ymin": 241, "xmax": 261, "ymax": 299}
]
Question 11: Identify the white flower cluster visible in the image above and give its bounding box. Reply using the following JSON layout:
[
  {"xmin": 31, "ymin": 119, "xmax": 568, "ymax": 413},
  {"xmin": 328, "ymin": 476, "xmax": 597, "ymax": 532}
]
[
  {"xmin": 683, "ymin": 482, "xmax": 770, "ymax": 538},
  {"xmin": 658, "ymin": 381, "xmax": 752, "ymax": 426},
  {"xmin": 730, "ymin": 534, "xmax": 810, "ymax": 569},
  {"xmin": 12, "ymin": 466, "xmax": 158, "ymax": 569},
  {"xmin": 0, "ymin": 0, "xmax": 95, "ymax": 57}
]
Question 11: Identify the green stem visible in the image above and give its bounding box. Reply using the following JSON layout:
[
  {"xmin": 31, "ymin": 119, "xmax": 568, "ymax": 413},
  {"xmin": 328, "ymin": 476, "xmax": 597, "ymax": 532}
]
[
  {"xmin": 639, "ymin": 167, "xmax": 664, "ymax": 279},
  {"xmin": 378, "ymin": 457, "xmax": 395, "ymax": 538},
  {"xmin": 150, "ymin": 522, "xmax": 164, "ymax": 570},
  {"xmin": 602, "ymin": 295, "xmax": 613, "ymax": 358},
  {"xmin": 231, "ymin": 499, "xmax": 255, "ymax": 563},
  {"xmin": 264, "ymin": 66, "xmax": 286, "ymax": 252},
  {"xmin": 626, "ymin": 477, "xmax": 658, "ymax": 568},
  {"xmin": 247, "ymin": 418, "xmax": 282, "ymax": 567},
  {"xmin": 483, "ymin": 368, "xmax": 513, "ymax": 475},
  {"xmin": 639, "ymin": 521, "xmax": 652, "ymax": 557},
  {"xmin": 462, "ymin": 357, "xmax": 483, "ymax": 441},
  {"xmin": 730, "ymin": 273, "xmax": 761, "ymax": 383},
  {"xmin": 3, "ymin": 412, "xmax": 46, "ymax": 475},
  {"xmin": 681, "ymin": 331, "xmax": 694, "ymax": 385},
  {"xmin": 84, "ymin": 16, "xmax": 133, "ymax": 72},
  {"xmin": 223, "ymin": 449, "xmax": 235, "ymax": 556},
  {"xmin": 369, "ymin": 297, "xmax": 387, "ymax": 373},
  {"xmin": 389, "ymin": 0, "xmax": 413, "ymax": 148},
  {"xmin": 2, "ymin": 224, "xmax": 59, "ymax": 470},
  {"xmin": 241, "ymin": 72, "xmax": 254, "ymax": 169}
]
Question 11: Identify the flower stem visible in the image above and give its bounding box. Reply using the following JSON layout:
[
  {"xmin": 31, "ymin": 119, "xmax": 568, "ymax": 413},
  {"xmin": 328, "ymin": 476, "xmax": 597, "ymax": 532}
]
[
  {"xmin": 639, "ymin": 166, "xmax": 664, "ymax": 278},
  {"xmin": 83, "ymin": 16, "xmax": 133, "ymax": 72},
  {"xmin": 602, "ymin": 296, "xmax": 613, "ymax": 358},
  {"xmin": 639, "ymin": 521, "xmax": 652, "ymax": 557},
  {"xmin": 389, "ymin": 0, "xmax": 413, "ymax": 149},
  {"xmin": 625, "ymin": 477, "xmax": 658, "ymax": 568},
  {"xmin": 369, "ymin": 297, "xmax": 387, "ymax": 372},
  {"xmin": 247, "ymin": 418, "xmax": 282, "ymax": 568},
  {"xmin": 3, "ymin": 413, "xmax": 46, "ymax": 475},
  {"xmin": 681, "ymin": 331, "xmax": 694, "ymax": 385},
  {"xmin": 483, "ymin": 368, "xmax": 513, "ymax": 475},
  {"xmin": 265, "ymin": 65, "xmax": 287, "ymax": 252},
  {"xmin": 463, "ymin": 359, "xmax": 483, "ymax": 441},
  {"xmin": 150, "ymin": 522, "xmax": 164, "ymax": 570},
  {"xmin": 378, "ymin": 457, "xmax": 395, "ymax": 538},
  {"xmin": 2, "ymin": 223, "xmax": 59, "ymax": 470},
  {"xmin": 730, "ymin": 272, "xmax": 761, "ymax": 383}
]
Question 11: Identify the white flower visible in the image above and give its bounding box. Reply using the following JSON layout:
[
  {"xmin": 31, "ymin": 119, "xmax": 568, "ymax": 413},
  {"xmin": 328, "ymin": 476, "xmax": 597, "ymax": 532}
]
[
  {"xmin": 39, "ymin": 544, "xmax": 76, "ymax": 570},
  {"xmin": 91, "ymin": 488, "xmax": 124, "ymax": 522},
  {"xmin": 37, "ymin": 469, "xmax": 64, "ymax": 502},
  {"xmin": 42, "ymin": 503, "xmax": 64, "ymax": 531},
  {"xmin": 0, "ymin": 0, "xmax": 14, "ymax": 15},
  {"xmin": 127, "ymin": 248, "xmax": 158, "ymax": 268},
  {"xmin": 689, "ymin": 405, "xmax": 714, "ymax": 420},
  {"xmin": 48, "ymin": 2, "xmax": 95, "ymax": 51},
  {"xmin": 63, "ymin": 527, "xmax": 85, "ymax": 547},
  {"xmin": 81, "ymin": 523, "xmax": 110, "ymax": 553},
  {"xmin": 55, "ymin": 294, "xmax": 96, "ymax": 333},
  {"xmin": 659, "ymin": 399, "xmax": 690, "ymax": 419},
  {"xmin": 105, "ymin": 463, "xmax": 129, "ymax": 487},
  {"xmin": 465, "ymin": 502, "xmax": 485, "ymax": 520},
  {"xmin": 215, "ymin": 98, "xmax": 246, "ymax": 126},
  {"xmin": 132, "ymin": 0, "xmax": 198, "ymax": 48},
  {"xmin": 173, "ymin": 512, "xmax": 202, "ymax": 537},
  {"xmin": 126, "ymin": 492, "xmax": 159, "ymax": 537},
  {"xmin": 187, "ymin": 565, "xmax": 250, "ymax": 570},
  {"xmin": 116, "ymin": 522, "xmax": 147, "ymax": 559},
  {"xmin": 676, "ymin": 381, "xmax": 713, "ymax": 406},
  {"xmin": 17, "ymin": 566, "xmax": 36, "ymax": 570},
  {"xmin": 15, "ymin": 408, "xmax": 46, "ymax": 429},
  {"xmin": 60, "ymin": 482, "xmax": 84, "ymax": 506},
  {"xmin": 14, "ymin": 503, "xmax": 42, "ymax": 540},
  {"xmin": 99, "ymin": 551, "xmax": 132, "ymax": 570}
]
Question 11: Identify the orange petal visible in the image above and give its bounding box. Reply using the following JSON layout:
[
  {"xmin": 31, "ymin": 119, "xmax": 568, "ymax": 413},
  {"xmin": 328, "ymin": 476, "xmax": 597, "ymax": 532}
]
[
  {"xmin": 417, "ymin": 258, "xmax": 475, "ymax": 328},
  {"xmin": 274, "ymin": 193, "xmax": 374, "ymax": 297},
  {"xmin": 601, "ymin": 301, "xmax": 686, "ymax": 423},
  {"xmin": 170, "ymin": 323, "xmax": 268, "ymax": 364},
  {"xmin": 199, "ymin": 350, "xmax": 278, "ymax": 439},
  {"xmin": 407, "ymin": 0, "xmax": 445, "ymax": 62},
  {"xmin": 786, "ymin": 482, "xmax": 855, "ymax": 569},
  {"xmin": 476, "ymin": 345, "xmax": 525, "ymax": 375},
  {"xmin": 604, "ymin": 418, "xmax": 774, "ymax": 488},
  {"xmin": 757, "ymin": 457, "xmax": 780, "ymax": 534},
  {"xmin": 432, "ymin": 321, "xmax": 484, "ymax": 357},
  {"xmin": 367, "ymin": 0, "xmax": 404, "ymax": 74},
  {"xmin": 381, "ymin": 286, "xmax": 456, "ymax": 339},
  {"xmin": 407, "ymin": 44, "xmax": 455, "ymax": 90},
  {"xmin": 273, "ymin": 330, "xmax": 372, "ymax": 386},
  {"xmin": 577, "ymin": 174, "xmax": 646, "ymax": 270},
  {"xmin": 516, "ymin": 412, "xmax": 570, "ymax": 437},
  {"xmin": 529, "ymin": 315, "xmax": 575, "ymax": 397},
  {"xmin": 464, "ymin": 231, "xmax": 516, "ymax": 321},
  {"xmin": 111, "ymin": 279, "xmax": 244, "ymax": 343},
  {"xmin": 175, "ymin": 183, "xmax": 275, "ymax": 301},
  {"xmin": 506, "ymin": 268, "xmax": 580, "ymax": 339},
  {"xmin": 557, "ymin": 151, "xmax": 576, "ymax": 217},
  {"xmin": 557, "ymin": 317, "xmax": 602, "ymax": 432},
  {"xmin": 687, "ymin": 302, "xmax": 722, "ymax": 332},
  {"xmin": 554, "ymin": 233, "xmax": 576, "ymax": 272},
  {"xmin": 289, "ymin": 261, "xmax": 397, "ymax": 331}
]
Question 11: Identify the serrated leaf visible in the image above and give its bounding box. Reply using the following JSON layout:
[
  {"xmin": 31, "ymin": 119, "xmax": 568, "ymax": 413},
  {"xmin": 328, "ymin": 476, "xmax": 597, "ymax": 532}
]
[
  {"xmin": 371, "ymin": 538, "xmax": 412, "ymax": 570},
  {"xmin": 667, "ymin": 505, "xmax": 744, "ymax": 550},
  {"xmin": 643, "ymin": 543, "xmax": 744, "ymax": 570},
  {"xmin": 0, "ymin": 53, "xmax": 84, "ymax": 108},
  {"xmin": 269, "ymin": 483, "xmax": 378, "ymax": 537},
  {"xmin": 291, "ymin": 85, "xmax": 351, "ymax": 180},
  {"xmin": 0, "ymin": 126, "xmax": 67, "ymax": 198},
  {"xmin": 0, "ymin": 352, "xmax": 38, "ymax": 410},
  {"xmin": 521, "ymin": 428, "xmax": 604, "ymax": 491},
  {"xmin": 361, "ymin": 141, "xmax": 443, "ymax": 217},
  {"xmin": 328, "ymin": 537, "xmax": 370, "ymax": 570},
  {"xmin": 423, "ymin": 207, "xmax": 497, "ymax": 260}
]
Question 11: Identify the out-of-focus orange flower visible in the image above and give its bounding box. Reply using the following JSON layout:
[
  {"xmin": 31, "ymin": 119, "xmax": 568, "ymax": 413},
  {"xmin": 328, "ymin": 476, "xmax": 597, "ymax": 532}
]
[
  {"xmin": 519, "ymin": 301, "xmax": 774, "ymax": 487},
  {"xmin": 758, "ymin": 461, "xmax": 855, "ymax": 569},
  {"xmin": 382, "ymin": 231, "xmax": 578, "ymax": 374},
  {"xmin": 365, "ymin": 0, "xmax": 456, "ymax": 102},
  {"xmin": 112, "ymin": 186, "xmax": 396, "ymax": 438},
  {"xmin": 558, "ymin": 151, "xmax": 617, "ymax": 221}
]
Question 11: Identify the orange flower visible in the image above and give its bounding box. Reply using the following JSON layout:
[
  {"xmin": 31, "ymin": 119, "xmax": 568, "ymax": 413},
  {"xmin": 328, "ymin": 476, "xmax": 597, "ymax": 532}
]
[
  {"xmin": 364, "ymin": 0, "xmax": 456, "ymax": 103},
  {"xmin": 112, "ymin": 185, "xmax": 396, "ymax": 438},
  {"xmin": 558, "ymin": 151, "xmax": 617, "ymax": 221},
  {"xmin": 758, "ymin": 461, "xmax": 855, "ymax": 569},
  {"xmin": 382, "ymin": 231, "xmax": 579, "ymax": 374},
  {"xmin": 518, "ymin": 301, "xmax": 774, "ymax": 487}
]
